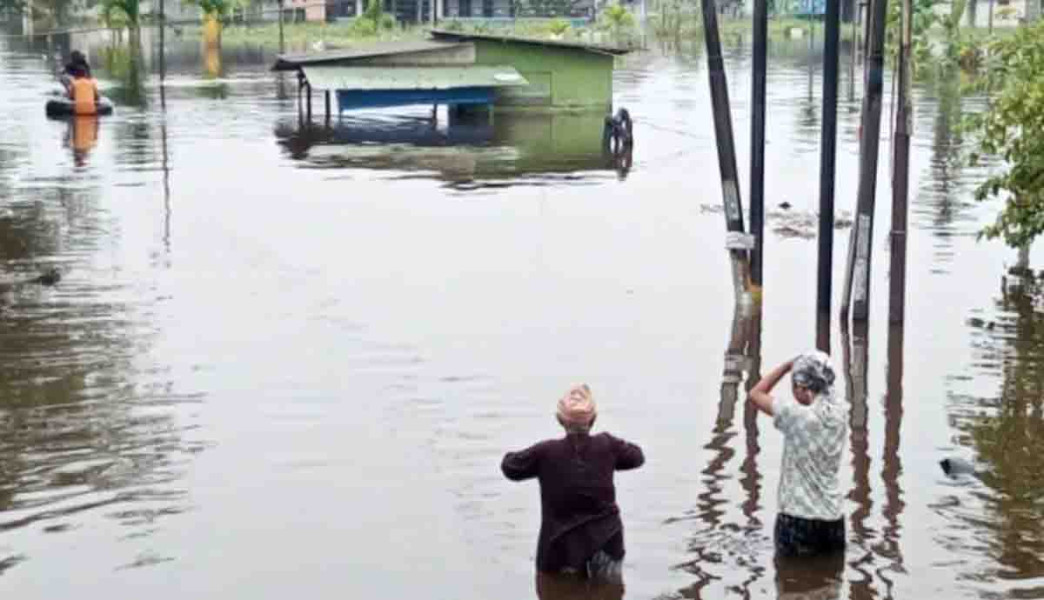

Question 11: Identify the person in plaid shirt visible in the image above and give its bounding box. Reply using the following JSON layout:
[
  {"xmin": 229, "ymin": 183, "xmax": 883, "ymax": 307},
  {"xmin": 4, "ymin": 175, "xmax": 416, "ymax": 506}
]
[{"xmin": 749, "ymin": 350, "xmax": 848, "ymax": 558}]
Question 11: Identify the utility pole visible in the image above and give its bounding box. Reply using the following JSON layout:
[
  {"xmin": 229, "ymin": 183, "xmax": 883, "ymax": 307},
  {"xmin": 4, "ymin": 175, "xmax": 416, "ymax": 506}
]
[
  {"xmin": 750, "ymin": 0, "xmax": 767, "ymax": 289},
  {"xmin": 817, "ymin": 0, "xmax": 841, "ymax": 347},
  {"xmin": 888, "ymin": 0, "xmax": 912, "ymax": 324},
  {"xmin": 701, "ymin": 0, "xmax": 752, "ymax": 299},
  {"xmin": 840, "ymin": 0, "xmax": 890, "ymax": 323}
]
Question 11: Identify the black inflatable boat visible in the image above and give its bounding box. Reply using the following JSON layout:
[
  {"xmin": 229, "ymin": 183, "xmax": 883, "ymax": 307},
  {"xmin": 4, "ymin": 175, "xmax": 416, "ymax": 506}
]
[{"xmin": 45, "ymin": 95, "xmax": 114, "ymax": 117}]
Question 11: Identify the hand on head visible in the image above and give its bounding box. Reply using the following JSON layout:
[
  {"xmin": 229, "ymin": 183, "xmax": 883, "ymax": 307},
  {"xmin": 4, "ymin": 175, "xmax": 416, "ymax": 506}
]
[{"xmin": 557, "ymin": 384, "xmax": 597, "ymax": 433}]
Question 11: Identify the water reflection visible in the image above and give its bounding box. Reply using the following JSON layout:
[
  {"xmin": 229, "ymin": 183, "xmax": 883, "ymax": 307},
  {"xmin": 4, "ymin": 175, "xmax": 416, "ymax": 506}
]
[
  {"xmin": 0, "ymin": 36, "xmax": 200, "ymax": 573},
  {"xmin": 536, "ymin": 572, "xmax": 625, "ymax": 600},
  {"xmin": 65, "ymin": 115, "xmax": 100, "ymax": 167},
  {"xmin": 776, "ymin": 552, "xmax": 844, "ymax": 600},
  {"xmin": 676, "ymin": 298, "xmax": 767, "ymax": 598},
  {"xmin": 273, "ymin": 111, "xmax": 633, "ymax": 185},
  {"xmin": 954, "ymin": 266, "xmax": 1044, "ymax": 587},
  {"xmin": 875, "ymin": 326, "xmax": 906, "ymax": 598},
  {"xmin": 841, "ymin": 322, "xmax": 874, "ymax": 599}
]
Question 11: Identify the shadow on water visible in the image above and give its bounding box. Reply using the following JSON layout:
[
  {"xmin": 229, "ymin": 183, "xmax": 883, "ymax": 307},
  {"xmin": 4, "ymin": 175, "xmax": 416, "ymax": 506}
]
[{"xmin": 273, "ymin": 111, "xmax": 634, "ymax": 187}]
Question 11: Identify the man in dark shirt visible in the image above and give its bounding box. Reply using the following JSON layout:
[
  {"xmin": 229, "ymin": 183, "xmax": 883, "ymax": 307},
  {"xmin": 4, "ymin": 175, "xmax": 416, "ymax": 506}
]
[{"xmin": 501, "ymin": 384, "xmax": 645, "ymax": 582}]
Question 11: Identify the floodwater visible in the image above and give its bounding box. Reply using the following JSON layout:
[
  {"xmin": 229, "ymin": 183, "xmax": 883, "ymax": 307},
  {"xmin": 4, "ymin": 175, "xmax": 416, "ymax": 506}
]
[{"xmin": 0, "ymin": 22, "xmax": 1040, "ymax": 600}]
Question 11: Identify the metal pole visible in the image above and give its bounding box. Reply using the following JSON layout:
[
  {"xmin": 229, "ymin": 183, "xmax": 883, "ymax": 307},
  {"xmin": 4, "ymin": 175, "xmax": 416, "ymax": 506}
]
[
  {"xmin": 325, "ymin": 89, "xmax": 331, "ymax": 125},
  {"xmin": 159, "ymin": 0, "xmax": 166, "ymax": 82},
  {"xmin": 306, "ymin": 82, "xmax": 313, "ymax": 122},
  {"xmin": 750, "ymin": 0, "xmax": 767, "ymax": 289},
  {"xmin": 278, "ymin": 0, "xmax": 285, "ymax": 54},
  {"xmin": 988, "ymin": 0, "xmax": 994, "ymax": 32},
  {"xmin": 817, "ymin": 0, "xmax": 841, "ymax": 330},
  {"xmin": 701, "ymin": 0, "xmax": 751, "ymax": 297},
  {"xmin": 889, "ymin": 0, "xmax": 912, "ymax": 324},
  {"xmin": 840, "ymin": 0, "xmax": 889, "ymax": 323}
]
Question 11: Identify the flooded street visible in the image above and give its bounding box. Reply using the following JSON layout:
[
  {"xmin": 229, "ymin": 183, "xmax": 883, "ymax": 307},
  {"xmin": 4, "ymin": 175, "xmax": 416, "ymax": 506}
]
[{"xmin": 0, "ymin": 24, "xmax": 1041, "ymax": 599}]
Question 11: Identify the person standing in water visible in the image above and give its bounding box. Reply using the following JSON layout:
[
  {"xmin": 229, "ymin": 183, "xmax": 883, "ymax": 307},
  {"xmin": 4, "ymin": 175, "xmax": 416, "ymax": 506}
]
[
  {"xmin": 748, "ymin": 351, "xmax": 847, "ymax": 558},
  {"xmin": 501, "ymin": 384, "xmax": 644, "ymax": 582}
]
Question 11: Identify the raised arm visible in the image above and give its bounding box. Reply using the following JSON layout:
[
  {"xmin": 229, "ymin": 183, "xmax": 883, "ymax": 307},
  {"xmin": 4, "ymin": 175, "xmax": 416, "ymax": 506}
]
[
  {"xmin": 611, "ymin": 435, "xmax": 645, "ymax": 471},
  {"xmin": 501, "ymin": 442, "xmax": 544, "ymax": 481},
  {"xmin": 748, "ymin": 359, "xmax": 794, "ymax": 417}
]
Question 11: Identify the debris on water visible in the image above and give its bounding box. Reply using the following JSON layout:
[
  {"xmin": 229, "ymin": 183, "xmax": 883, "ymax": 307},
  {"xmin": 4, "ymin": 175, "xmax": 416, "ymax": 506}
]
[
  {"xmin": 966, "ymin": 317, "xmax": 997, "ymax": 330},
  {"xmin": 940, "ymin": 457, "xmax": 979, "ymax": 478},
  {"xmin": 35, "ymin": 268, "xmax": 61, "ymax": 286},
  {"xmin": 775, "ymin": 224, "xmax": 816, "ymax": 239},
  {"xmin": 770, "ymin": 208, "xmax": 854, "ymax": 239}
]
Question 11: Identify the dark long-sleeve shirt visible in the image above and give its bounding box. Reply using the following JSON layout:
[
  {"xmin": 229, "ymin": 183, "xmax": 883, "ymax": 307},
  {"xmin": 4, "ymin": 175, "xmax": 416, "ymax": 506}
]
[{"xmin": 501, "ymin": 432, "xmax": 644, "ymax": 573}]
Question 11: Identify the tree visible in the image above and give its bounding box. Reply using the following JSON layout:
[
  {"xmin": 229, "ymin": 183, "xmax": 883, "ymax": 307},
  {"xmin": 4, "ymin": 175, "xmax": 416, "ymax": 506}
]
[
  {"xmin": 186, "ymin": 0, "xmax": 241, "ymax": 18},
  {"xmin": 968, "ymin": 21, "xmax": 1044, "ymax": 248},
  {"xmin": 100, "ymin": 0, "xmax": 139, "ymax": 26}
]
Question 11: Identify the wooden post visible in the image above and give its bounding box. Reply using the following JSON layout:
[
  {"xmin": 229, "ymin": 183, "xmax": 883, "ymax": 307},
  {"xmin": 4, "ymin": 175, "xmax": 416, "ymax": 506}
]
[
  {"xmin": 888, "ymin": 0, "xmax": 912, "ymax": 324},
  {"xmin": 750, "ymin": 0, "xmax": 767, "ymax": 289},
  {"xmin": 701, "ymin": 0, "xmax": 751, "ymax": 299},
  {"xmin": 325, "ymin": 89, "xmax": 331, "ymax": 125},
  {"xmin": 817, "ymin": 0, "xmax": 841, "ymax": 334},
  {"xmin": 988, "ymin": 0, "xmax": 994, "ymax": 32},
  {"xmin": 840, "ymin": 0, "xmax": 890, "ymax": 323},
  {"xmin": 306, "ymin": 83, "xmax": 313, "ymax": 122}
]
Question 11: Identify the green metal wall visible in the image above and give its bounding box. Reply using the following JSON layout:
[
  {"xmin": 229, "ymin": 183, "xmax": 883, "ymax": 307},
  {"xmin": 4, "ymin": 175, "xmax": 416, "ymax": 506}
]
[{"xmin": 471, "ymin": 40, "xmax": 614, "ymax": 112}]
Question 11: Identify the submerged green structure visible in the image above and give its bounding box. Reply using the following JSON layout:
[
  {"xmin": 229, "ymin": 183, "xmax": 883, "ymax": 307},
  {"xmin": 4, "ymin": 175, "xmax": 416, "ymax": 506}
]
[
  {"xmin": 272, "ymin": 33, "xmax": 630, "ymax": 119},
  {"xmin": 430, "ymin": 30, "xmax": 629, "ymax": 112}
]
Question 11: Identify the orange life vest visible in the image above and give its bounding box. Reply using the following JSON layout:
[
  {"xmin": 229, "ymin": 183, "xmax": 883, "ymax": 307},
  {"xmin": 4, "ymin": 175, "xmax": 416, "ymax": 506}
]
[{"xmin": 71, "ymin": 78, "xmax": 98, "ymax": 115}]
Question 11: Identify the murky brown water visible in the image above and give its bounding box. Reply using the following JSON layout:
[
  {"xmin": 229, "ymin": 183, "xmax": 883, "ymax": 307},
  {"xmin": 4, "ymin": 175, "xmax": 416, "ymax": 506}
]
[{"xmin": 0, "ymin": 22, "xmax": 1040, "ymax": 600}]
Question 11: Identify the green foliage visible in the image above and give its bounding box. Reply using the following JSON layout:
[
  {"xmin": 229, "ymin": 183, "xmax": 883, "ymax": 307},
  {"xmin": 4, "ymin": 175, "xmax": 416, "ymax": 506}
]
[
  {"xmin": 100, "ymin": 0, "xmax": 138, "ymax": 26},
  {"xmin": 599, "ymin": 1, "xmax": 635, "ymax": 42},
  {"xmin": 349, "ymin": 0, "xmax": 393, "ymax": 36},
  {"xmin": 967, "ymin": 21, "xmax": 1044, "ymax": 248},
  {"xmin": 886, "ymin": 0, "xmax": 939, "ymax": 77},
  {"xmin": 651, "ymin": 0, "xmax": 698, "ymax": 40},
  {"xmin": 186, "ymin": 0, "xmax": 241, "ymax": 17},
  {"xmin": 603, "ymin": 2, "xmax": 633, "ymax": 24},
  {"xmin": 547, "ymin": 17, "xmax": 570, "ymax": 36}
]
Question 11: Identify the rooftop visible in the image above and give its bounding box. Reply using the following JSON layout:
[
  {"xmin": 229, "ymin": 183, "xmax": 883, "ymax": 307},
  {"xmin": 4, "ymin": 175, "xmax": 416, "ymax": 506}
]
[
  {"xmin": 429, "ymin": 30, "xmax": 633, "ymax": 56},
  {"xmin": 272, "ymin": 40, "xmax": 471, "ymax": 71}
]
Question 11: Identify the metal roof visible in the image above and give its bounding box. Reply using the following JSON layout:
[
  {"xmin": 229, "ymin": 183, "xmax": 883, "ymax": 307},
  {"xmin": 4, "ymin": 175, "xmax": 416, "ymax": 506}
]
[
  {"xmin": 301, "ymin": 65, "xmax": 529, "ymax": 91},
  {"xmin": 429, "ymin": 29, "xmax": 632, "ymax": 56},
  {"xmin": 272, "ymin": 40, "xmax": 471, "ymax": 71}
]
